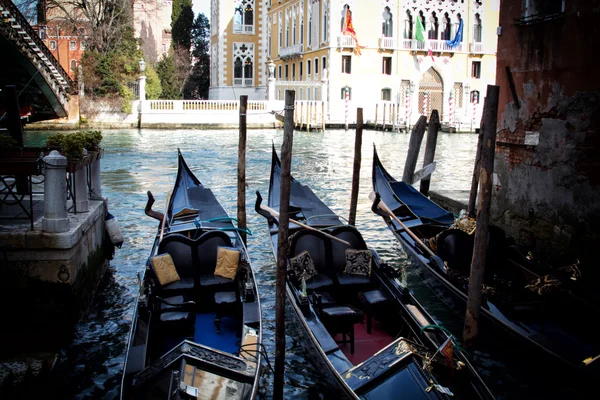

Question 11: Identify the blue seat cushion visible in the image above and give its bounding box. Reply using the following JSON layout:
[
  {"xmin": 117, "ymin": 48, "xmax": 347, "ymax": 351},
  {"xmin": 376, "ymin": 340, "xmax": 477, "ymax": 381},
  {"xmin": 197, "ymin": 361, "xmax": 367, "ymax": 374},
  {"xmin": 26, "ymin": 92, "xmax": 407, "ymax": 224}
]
[{"xmin": 200, "ymin": 274, "xmax": 237, "ymax": 291}]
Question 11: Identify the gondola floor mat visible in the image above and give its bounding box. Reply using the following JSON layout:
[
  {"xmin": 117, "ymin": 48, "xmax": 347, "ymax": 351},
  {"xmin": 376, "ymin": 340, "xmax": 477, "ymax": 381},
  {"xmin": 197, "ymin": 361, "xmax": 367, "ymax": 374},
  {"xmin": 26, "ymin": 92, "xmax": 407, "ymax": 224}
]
[{"xmin": 194, "ymin": 312, "xmax": 241, "ymax": 355}]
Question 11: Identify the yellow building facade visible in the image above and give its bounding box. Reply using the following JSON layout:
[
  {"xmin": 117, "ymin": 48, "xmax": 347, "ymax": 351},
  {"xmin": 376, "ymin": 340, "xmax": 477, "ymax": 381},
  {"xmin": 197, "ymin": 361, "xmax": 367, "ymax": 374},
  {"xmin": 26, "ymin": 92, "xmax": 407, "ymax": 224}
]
[{"xmin": 211, "ymin": 0, "xmax": 499, "ymax": 127}]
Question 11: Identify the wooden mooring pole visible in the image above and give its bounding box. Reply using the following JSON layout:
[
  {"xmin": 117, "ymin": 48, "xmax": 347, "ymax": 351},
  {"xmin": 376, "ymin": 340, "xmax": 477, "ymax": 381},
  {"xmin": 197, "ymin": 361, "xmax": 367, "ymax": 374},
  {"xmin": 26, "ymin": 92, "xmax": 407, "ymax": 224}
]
[
  {"xmin": 467, "ymin": 100, "xmax": 488, "ymax": 218},
  {"xmin": 402, "ymin": 115, "xmax": 427, "ymax": 183},
  {"xmin": 274, "ymin": 89, "xmax": 295, "ymax": 399},
  {"xmin": 463, "ymin": 85, "xmax": 500, "ymax": 350},
  {"xmin": 348, "ymin": 108, "xmax": 363, "ymax": 226},
  {"xmin": 237, "ymin": 95, "xmax": 248, "ymax": 246},
  {"xmin": 419, "ymin": 110, "xmax": 440, "ymax": 196}
]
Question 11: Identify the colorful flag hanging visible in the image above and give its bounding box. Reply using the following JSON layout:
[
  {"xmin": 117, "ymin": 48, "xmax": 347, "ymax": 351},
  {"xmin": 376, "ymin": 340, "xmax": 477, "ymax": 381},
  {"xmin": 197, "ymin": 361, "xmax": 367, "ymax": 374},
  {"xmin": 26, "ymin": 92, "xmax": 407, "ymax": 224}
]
[
  {"xmin": 415, "ymin": 16, "xmax": 426, "ymax": 43},
  {"xmin": 446, "ymin": 18, "xmax": 464, "ymax": 48},
  {"xmin": 342, "ymin": 5, "xmax": 363, "ymax": 55}
]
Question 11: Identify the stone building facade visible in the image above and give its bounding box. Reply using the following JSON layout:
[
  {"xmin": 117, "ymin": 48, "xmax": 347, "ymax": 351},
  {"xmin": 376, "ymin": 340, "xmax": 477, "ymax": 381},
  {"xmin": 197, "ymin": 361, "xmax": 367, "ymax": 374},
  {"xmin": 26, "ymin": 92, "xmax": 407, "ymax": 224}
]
[
  {"xmin": 210, "ymin": 0, "xmax": 500, "ymax": 125},
  {"xmin": 492, "ymin": 0, "xmax": 599, "ymax": 272}
]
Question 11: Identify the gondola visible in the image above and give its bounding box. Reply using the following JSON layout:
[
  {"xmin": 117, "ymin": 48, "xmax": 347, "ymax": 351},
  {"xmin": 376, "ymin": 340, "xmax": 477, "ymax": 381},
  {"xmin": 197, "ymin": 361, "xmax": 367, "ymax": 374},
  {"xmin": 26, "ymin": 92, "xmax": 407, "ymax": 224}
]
[
  {"xmin": 370, "ymin": 145, "xmax": 600, "ymax": 382},
  {"xmin": 121, "ymin": 149, "xmax": 262, "ymax": 399},
  {"xmin": 254, "ymin": 145, "xmax": 495, "ymax": 399}
]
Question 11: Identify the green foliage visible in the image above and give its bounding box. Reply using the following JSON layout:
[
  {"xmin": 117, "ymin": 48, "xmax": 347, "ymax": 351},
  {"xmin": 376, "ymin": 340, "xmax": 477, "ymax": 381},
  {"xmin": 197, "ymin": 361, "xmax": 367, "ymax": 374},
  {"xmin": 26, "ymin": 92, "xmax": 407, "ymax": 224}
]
[
  {"xmin": 172, "ymin": 0, "xmax": 194, "ymax": 51},
  {"xmin": 184, "ymin": 13, "xmax": 210, "ymax": 99},
  {"xmin": 145, "ymin": 65, "xmax": 162, "ymax": 99},
  {"xmin": 45, "ymin": 133, "xmax": 66, "ymax": 148},
  {"xmin": 62, "ymin": 133, "xmax": 85, "ymax": 160},
  {"xmin": 45, "ymin": 131, "xmax": 103, "ymax": 159},
  {"xmin": 120, "ymin": 85, "xmax": 134, "ymax": 114},
  {"xmin": 156, "ymin": 54, "xmax": 181, "ymax": 99},
  {"xmin": 81, "ymin": 25, "xmax": 142, "ymax": 98},
  {"xmin": 81, "ymin": 131, "xmax": 103, "ymax": 150}
]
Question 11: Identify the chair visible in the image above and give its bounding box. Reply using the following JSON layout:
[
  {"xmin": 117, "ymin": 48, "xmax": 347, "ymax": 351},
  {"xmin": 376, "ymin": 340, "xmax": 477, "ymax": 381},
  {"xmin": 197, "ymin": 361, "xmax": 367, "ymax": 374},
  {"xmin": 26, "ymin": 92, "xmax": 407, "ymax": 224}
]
[
  {"xmin": 357, "ymin": 289, "xmax": 392, "ymax": 334},
  {"xmin": 214, "ymin": 291, "xmax": 238, "ymax": 334},
  {"xmin": 320, "ymin": 305, "xmax": 364, "ymax": 354}
]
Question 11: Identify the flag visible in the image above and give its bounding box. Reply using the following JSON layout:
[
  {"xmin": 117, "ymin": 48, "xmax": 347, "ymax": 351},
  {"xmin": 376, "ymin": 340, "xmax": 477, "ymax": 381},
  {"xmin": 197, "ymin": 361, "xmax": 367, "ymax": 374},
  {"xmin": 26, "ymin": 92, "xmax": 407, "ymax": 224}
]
[
  {"xmin": 446, "ymin": 19, "xmax": 463, "ymax": 48},
  {"xmin": 438, "ymin": 337, "xmax": 454, "ymax": 368},
  {"xmin": 415, "ymin": 16, "xmax": 425, "ymax": 43},
  {"xmin": 342, "ymin": 5, "xmax": 363, "ymax": 55},
  {"xmin": 428, "ymin": 48, "xmax": 435, "ymax": 62}
]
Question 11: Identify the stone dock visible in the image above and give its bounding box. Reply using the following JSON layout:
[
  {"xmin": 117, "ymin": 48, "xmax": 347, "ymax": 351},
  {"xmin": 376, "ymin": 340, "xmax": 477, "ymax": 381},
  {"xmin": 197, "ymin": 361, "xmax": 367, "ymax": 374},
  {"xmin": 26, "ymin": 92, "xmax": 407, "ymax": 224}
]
[{"xmin": 0, "ymin": 151, "xmax": 110, "ymax": 395}]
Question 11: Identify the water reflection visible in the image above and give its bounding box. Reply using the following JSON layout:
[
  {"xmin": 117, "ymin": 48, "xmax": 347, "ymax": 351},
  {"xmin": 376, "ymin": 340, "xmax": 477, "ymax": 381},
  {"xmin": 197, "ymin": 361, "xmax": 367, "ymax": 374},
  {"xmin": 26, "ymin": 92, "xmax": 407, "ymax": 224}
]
[{"xmin": 26, "ymin": 128, "xmax": 478, "ymax": 398}]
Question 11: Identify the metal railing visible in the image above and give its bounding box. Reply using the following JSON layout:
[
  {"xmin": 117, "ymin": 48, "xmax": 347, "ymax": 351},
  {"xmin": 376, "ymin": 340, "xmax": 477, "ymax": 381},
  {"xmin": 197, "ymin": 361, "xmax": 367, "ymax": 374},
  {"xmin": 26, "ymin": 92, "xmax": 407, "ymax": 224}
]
[
  {"xmin": 337, "ymin": 35, "xmax": 356, "ymax": 48},
  {"xmin": 0, "ymin": 0, "xmax": 74, "ymax": 93},
  {"xmin": 400, "ymin": 38, "xmax": 463, "ymax": 52},
  {"xmin": 279, "ymin": 43, "xmax": 302, "ymax": 58},
  {"xmin": 379, "ymin": 37, "xmax": 395, "ymax": 49}
]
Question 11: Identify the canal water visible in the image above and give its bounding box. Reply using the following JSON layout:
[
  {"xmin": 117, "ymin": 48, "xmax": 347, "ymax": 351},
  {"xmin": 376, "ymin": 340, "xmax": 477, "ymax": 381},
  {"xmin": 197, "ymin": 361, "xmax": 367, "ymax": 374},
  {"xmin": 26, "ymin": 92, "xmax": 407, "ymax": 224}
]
[{"xmin": 23, "ymin": 129, "xmax": 535, "ymax": 399}]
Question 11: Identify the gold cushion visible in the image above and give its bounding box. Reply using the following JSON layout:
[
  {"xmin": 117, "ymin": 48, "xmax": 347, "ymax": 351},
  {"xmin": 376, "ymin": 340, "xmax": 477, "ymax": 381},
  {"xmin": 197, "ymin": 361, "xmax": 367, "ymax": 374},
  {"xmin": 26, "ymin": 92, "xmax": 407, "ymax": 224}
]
[
  {"xmin": 151, "ymin": 253, "xmax": 180, "ymax": 286},
  {"xmin": 214, "ymin": 247, "xmax": 240, "ymax": 280}
]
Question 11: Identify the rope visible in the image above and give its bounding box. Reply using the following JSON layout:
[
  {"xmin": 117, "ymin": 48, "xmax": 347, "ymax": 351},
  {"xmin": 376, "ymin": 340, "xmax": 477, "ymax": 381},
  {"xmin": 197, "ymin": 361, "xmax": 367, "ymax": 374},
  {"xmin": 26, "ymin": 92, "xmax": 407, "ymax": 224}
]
[
  {"xmin": 239, "ymin": 342, "xmax": 275, "ymax": 374},
  {"xmin": 419, "ymin": 324, "xmax": 469, "ymax": 356}
]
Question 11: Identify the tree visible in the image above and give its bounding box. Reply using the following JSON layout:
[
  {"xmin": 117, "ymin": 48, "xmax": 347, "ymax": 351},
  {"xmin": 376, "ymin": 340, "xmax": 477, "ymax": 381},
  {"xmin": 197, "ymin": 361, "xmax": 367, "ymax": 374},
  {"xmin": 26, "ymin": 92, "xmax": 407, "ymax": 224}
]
[
  {"xmin": 171, "ymin": 0, "xmax": 194, "ymax": 51},
  {"xmin": 183, "ymin": 13, "xmax": 210, "ymax": 99},
  {"xmin": 156, "ymin": 54, "xmax": 180, "ymax": 99},
  {"xmin": 145, "ymin": 65, "xmax": 162, "ymax": 99}
]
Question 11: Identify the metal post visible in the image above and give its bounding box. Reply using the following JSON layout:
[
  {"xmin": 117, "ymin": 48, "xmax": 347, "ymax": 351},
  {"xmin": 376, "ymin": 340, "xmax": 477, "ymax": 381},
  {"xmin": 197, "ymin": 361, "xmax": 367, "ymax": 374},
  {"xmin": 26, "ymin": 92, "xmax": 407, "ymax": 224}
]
[
  {"xmin": 420, "ymin": 110, "xmax": 440, "ymax": 195},
  {"xmin": 42, "ymin": 151, "xmax": 70, "ymax": 233}
]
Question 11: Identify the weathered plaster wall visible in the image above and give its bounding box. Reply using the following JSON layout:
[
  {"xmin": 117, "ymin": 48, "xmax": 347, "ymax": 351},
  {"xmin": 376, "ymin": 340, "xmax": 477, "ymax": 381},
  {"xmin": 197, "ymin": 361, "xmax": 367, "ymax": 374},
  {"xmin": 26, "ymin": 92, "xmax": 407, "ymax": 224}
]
[{"xmin": 493, "ymin": 1, "xmax": 600, "ymax": 269}]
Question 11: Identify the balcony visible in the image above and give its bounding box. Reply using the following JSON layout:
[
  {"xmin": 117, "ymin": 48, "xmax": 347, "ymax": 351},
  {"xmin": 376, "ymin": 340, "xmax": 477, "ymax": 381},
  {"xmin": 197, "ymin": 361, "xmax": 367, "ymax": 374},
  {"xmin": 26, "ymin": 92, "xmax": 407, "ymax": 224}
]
[
  {"xmin": 233, "ymin": 78, "xmax": 254, "ymax": 86},
  {"xmin": 401, "ymin": 39, "xmax": 463, "ymax": 52},
  {"xmin": 233, "ymin": 24, "xmax": 254, "ymax": 34},
  {"xmin": 279, "ymin": 43, "xmax": 303, "ymax": 59},
  {"xmin": 378, "ymin": 37, "xmax": 395, "ymax": 50},
  {"xmin": 469, "ymin": 42, "xmax": 484, "ymax": 54},
  {"xmin": 337, "ymin": 35, "xmax": 356, "ymax": 48}
]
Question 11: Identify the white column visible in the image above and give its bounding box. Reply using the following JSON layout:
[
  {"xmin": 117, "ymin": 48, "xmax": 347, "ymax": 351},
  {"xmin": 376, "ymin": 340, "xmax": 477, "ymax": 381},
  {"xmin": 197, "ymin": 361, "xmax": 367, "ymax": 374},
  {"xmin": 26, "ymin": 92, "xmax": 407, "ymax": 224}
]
[
  {"xmin": 90, "ymin": 156, "xmax": 102, "ymax": 198},
  {"xmin": 138, "ymin": 76, "xmax": 146, "ymax": 101},
  {"xmin": 75, "ymin": 151, "xmax": 89, "ymax": 212},
  {"xmin": 42, "ymin": 151, "xmax": 70, "ymax": 233}
]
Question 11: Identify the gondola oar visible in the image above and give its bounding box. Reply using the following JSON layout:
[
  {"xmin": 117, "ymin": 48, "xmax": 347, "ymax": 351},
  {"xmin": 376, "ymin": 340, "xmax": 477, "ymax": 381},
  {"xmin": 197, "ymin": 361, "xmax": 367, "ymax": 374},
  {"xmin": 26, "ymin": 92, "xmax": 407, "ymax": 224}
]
[
  {"xmin": 259, "ymin": 203, "xmax": 351, "ymax": 247},
  {"xmin": 159, "ymin": 190, "xmax": 172, "ymax": 243},
  {"xmin": 369, "ymin": 191, "xmax": 446, "ymax": 270}
]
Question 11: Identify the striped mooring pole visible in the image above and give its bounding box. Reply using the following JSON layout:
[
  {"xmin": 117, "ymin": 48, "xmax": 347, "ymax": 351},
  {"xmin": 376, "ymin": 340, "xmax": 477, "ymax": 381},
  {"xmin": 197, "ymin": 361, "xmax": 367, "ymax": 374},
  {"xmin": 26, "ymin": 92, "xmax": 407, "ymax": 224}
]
[
  {"xmin": 344, "ymin": 86, "xmax": 350, "ymax": 131},
  {"xmin": 422, "ymin": 91, "xmax": 428, "ymax": 116},
  {"xmin": 449, "ymin": 91, "xmax": 454, "ymax": 129}
]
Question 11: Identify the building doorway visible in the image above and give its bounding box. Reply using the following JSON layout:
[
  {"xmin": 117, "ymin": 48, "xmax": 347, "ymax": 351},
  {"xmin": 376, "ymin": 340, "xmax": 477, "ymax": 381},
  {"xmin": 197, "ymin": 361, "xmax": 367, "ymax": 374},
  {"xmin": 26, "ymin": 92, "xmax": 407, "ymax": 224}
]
[{"xmin": 419, "ymin": 67, "xmax": 443, "ymax": 117}]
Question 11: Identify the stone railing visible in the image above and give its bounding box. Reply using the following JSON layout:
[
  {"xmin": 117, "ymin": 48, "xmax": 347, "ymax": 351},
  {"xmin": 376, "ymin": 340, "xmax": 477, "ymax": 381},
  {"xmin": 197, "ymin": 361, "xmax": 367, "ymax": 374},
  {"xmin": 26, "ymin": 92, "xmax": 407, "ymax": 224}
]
[{"xmin": 401, "ymin": 39, "xmax": 464, "ymax": 52}]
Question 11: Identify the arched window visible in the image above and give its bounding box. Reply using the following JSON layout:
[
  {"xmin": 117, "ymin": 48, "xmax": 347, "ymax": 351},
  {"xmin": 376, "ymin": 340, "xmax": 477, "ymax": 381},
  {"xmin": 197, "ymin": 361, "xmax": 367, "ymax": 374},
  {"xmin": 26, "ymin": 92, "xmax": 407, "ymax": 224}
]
[
  {"xmin": 293, "ymin": 15, "xmax": 297, "ymax": 45},
  {"xmin": 474, "ymin": 14, "xmax": 482, "ymax": 43},
  {"xmin": 404, "ymin": 11, "xmax": 413, "ymax": 39},
  {"xmin": 233, "ymin": 0, "xmax": 254, "ymax": 33},
  {"xmin": 382, "ymin": 7, "xmax": 393, "ymax": 38},
  {"xmin": 428, "ymin": 12, "xmax": 438, "ymax": 40},
  {"xmin": 233, "ymin": 43, "xmax": 254, "ymax": 86},
  {"xmin": 70, "ymin": 59, "xmax": 77, "ymax": 72},
  {"xmin": 308, "ymin": 8, "xmax": 312, "ymax": 46},
  {"xmin": 441, "ymin": 13, "xmax": 451, "ymax": 40},
  {"xmin": 279, "ymin": 13, "xmax": 283, "ymax": 49},
  {"xmin": 301, "ymin": 18, "xmax": 304, "ymax": 44},
  {"xmin": 322, "ymin": 2, "xmax": 327, "ymax": 42},
  {"xmin": 470, "ymin": 90, "xmax": 480, "ymax": 104}
]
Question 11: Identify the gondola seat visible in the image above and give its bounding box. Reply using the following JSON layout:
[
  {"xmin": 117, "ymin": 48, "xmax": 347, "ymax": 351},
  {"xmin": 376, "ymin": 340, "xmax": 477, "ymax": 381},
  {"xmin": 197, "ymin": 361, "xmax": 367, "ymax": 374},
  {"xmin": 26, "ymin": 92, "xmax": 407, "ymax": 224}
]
[
  {"xmin": 330, "ymin": 227, "xmax": 376, "ymax": 292},
  {"xmin": 214, "ymin": 291, "xmax": 239, "ymax": 334},
  {"xmin": 289, "ymin": 230, "xmax": 335, "ymax": 292},
  {"xmin": 158, "ymin": 311, "xmax": 196, "ymax": 339},
  {"xmin": 195, "ymin": 231, "xmax": 238, "ymax": 292},
  {"xmin": 155, "ymin": 234, "xmax": 197, "ymax": 296},
  {"xmin": 357, "ymin": 289, "xmax": 392, "ymax": 334},
  {"xmin": 320, "ymin": 305, "xmax": 364, "ymax": 354}
]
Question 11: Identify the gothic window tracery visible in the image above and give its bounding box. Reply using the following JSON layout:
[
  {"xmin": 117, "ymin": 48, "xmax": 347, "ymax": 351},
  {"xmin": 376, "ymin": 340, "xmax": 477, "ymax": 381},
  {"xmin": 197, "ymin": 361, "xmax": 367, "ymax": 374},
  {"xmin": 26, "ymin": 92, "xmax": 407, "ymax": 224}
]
[
  {"xmin": 233, "ymin": 43, "xmax": 254, "ymax": 86},
  {"xmin": 234, "ymin": 0, "xmax": 254, "ymax": 33},
  {"xmin": 382, "ymin": 7, "xmax": 393, "ymax": 37}
]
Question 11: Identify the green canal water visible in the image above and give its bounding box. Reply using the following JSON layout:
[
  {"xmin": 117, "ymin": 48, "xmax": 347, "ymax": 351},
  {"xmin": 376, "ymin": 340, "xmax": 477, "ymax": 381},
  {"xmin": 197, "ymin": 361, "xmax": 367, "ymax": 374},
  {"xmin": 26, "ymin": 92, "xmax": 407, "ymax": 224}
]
[{"xmin": 22, "ymin": 129, "xmax": 553, "ymax": 399}]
